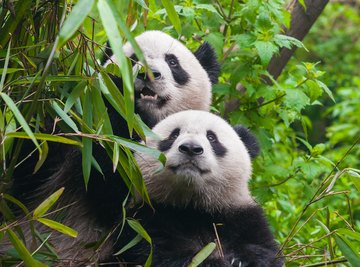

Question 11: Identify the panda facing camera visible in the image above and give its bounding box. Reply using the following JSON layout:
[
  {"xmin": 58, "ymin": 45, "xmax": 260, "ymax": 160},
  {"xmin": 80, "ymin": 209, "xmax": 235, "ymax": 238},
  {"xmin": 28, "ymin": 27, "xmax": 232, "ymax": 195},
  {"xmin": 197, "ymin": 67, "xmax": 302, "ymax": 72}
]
[{"xmin": 119, "ymin": 110, "xmax": 283, "ymax": 266}]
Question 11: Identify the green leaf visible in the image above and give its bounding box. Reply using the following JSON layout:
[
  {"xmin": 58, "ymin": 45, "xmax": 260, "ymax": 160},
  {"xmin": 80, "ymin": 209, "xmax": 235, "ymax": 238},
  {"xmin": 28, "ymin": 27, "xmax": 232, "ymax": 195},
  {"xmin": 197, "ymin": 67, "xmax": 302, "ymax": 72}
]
[
  {"xmin": 254, "ymin": 41, "xmax": 278, "ymax": 65},
  {"xmin": 57, "ymin": 0, "xmax": 96, "ymax": 48},
  {"xmin": 82, "ymin": 87, "xmax": 93, "ymax": 189},
  {"xmin": 51, "ymin": 100, "xmax": 79, "ymax": 133},
  {"xmin": 0, "ymin": 92, "xmax": 41, "ymax": 153},
  {"xmin": 34, "ymin": 141, "xmax": 49, "ymax": 174},
  {"xmin": 109, "ymin": 135, "xmax": 166, "ymax": 165},
  {"xmin": 64, "ymin": 80, "xmax": 86, "ymax": 113},
  {"xmin": 6, "ymin": 229, "xmax": 47, "ymax": 267},
  {"xmin": 334, "ymin": 233, "xmax": 360, "ymax": 266},
  {"xmin": 97, "ymin": 0, "xmax": 134, "ymax": 136},
  {"xmin": 7, "ymin": 132, "xmax": 82, "ymax": 146},
  {"xmin": 114, "ymin": 234, "xmax": 143, "ymax": 256},
  {"xmin": 127, "ymin": 218, "xmax": 153, "ymax": 267},
  {"xmin": 37, "ymin": 218, "xmax": 78, "ymax": 238},
  {"xmin": 189, "ymin": 242, "xmax": 217, "ymax": 267},
  {"xmin": 33, "ymin": 187, "xmax": 65, "ymax": 218},
  {"xmin": 316, "ymin": 80, "xmax": 335, "ymax": 103},
  {"xmin": 0, "ymin": 40, "xmax": 11, "ymax": 92},
  {"xmin": 160, "ymin": 0, "xmax": 182, "ymax": 35},
  {"xmin": 112, "ymin": 143, "xmax": 120, "ymax": 173}
]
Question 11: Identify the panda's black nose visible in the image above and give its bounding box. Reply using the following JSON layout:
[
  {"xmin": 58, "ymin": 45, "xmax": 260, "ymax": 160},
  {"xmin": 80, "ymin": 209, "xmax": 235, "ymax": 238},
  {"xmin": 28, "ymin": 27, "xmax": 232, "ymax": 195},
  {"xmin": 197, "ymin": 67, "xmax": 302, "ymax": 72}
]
[{"xmin": 179, "ymin": 143, "xmax": 204, "ymax": 156}]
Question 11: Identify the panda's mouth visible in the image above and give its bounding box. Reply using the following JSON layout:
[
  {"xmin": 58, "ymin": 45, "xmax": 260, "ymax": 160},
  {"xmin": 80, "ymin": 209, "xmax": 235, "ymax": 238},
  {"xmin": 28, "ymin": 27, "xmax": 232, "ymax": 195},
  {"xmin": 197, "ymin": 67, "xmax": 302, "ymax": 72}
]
[
  {"xmin": 169, "ymin": 162, "xmax": 210, "ymax": 175},
  {"xmin": 136, "ymin": 85, "xmax": 169, "ymax": 107}
]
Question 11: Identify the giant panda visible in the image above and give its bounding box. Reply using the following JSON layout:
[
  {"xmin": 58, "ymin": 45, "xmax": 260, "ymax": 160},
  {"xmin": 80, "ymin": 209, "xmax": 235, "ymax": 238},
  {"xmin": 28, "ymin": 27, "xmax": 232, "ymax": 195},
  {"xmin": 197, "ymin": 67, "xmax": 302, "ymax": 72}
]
[
  {"xmin": 1, "ymin": 31, "xmax": 219, "ymax": 265},
  {"xmin": 117, "ymin": 110, "xmax": 283, "ymax": 267}
]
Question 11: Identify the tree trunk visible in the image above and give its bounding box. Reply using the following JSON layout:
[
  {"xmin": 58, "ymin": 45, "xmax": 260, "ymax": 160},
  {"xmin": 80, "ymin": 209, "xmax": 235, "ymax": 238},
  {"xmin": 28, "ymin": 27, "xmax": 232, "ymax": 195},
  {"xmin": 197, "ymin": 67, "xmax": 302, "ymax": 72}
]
[{"xmin": 267, "ymin": 0, "xmax": 329, "ymax": 80}]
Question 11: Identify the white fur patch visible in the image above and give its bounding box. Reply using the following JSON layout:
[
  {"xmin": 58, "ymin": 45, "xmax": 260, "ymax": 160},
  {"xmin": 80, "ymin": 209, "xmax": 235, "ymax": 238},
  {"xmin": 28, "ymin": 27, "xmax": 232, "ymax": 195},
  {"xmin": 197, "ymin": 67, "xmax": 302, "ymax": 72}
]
[{"xmin": 135, "ymin": 110, "xmax": 256, "ymax": 213}]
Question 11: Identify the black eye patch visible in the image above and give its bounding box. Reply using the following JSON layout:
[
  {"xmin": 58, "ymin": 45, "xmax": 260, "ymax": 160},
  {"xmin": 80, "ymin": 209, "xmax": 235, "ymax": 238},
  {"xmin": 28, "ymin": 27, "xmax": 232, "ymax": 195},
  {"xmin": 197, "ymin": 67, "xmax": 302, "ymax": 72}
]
[
  {"xmin": 206, "ymin": 130, "xmax": 227, "ymax": 157},
  {"xmin": 158, "ymin": 128, "xmax": 180, "ymax": 152},
  {"xmin": 129, "ymin": 53, "xmax": 139, "ymax": 66},
  {"xmin": 165, "ymin": 54, "xmax": 190, "ymax": 85}
]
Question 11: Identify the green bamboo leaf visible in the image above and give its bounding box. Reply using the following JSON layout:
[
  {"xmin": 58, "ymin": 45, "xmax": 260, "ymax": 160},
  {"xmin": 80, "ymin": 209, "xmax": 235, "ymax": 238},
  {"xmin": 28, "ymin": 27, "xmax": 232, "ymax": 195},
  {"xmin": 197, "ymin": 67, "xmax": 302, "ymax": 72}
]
[
  {"xmin": 64, "ymin": 80, "xmax": 86, "ymax": 112},
  {"xmin": 34, "ymin": 141, "xmax": 49, "ymax": 174},
  {"xmin": 334, "ymin": 233, "xmax": 360, "ymax": 266},
  {"xmin": 189, "ymin": 242, "xmax": 217, "ymax": 267},
  {"xmin": 160, "ymin": 0, "xmax": 182, "ymax": 35},
  {"xmin": 112, "ymin": 143, "xmax": 120, "ymax": 173},
  {"xmin": 0, "ymin": 68, "xmax": 24, "ymax": 75},
  {"xmin": 336, "ymin": 228, "xmax": 360, "ymax": 241},
  {"xmin": 0, "ymin": 40, "xmax": 11, "ymax": 92},
  {"xmin": 33, "ymin": 187, "xmax": 64, "ymax": 218},
  {"xmin": 51, "ymin": 100, "xmax": 79, "ymax": 133},
  {"xmin": 57, "ymin": 0, "xmax": 96, "ymax": 48},
  {"xmin": 82, "ymin": 88, "xmax": 93, "ymax": 189},
  {"xmin": 97, "ymin": 0, "xmax": 134, "ymax": 135},
  {"xmin": 114, "ymin": 234, "xmax": 143, "ymax": 256},
  {"xmin": 7, "ymin": 132, "xmax": 82, "ymax": 146},
  {"xmin": 127, "ymin": 218, "xmax": 153, "ymax": 267},
  {"xmin": 37, "ymin": 218, "xmax": 78, "ymax": 238},
  {"xmin": 6, "ymin": 229, "xmax": 47, "ymax": 267},
  {"xmin": 2, "ymin": 194, "xmax": 30, "ymax": 215},
  {"xmin": 0, "ymin": 92, "xmax": 41, "ymax": 153},
  {"xmin": 109, "ymin": 135, "xmax": 165, "ymax": 164}
]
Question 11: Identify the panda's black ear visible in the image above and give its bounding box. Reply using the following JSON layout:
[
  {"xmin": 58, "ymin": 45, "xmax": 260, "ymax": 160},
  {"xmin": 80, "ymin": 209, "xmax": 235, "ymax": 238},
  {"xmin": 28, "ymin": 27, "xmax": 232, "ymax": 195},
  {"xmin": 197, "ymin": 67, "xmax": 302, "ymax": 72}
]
[
  {"xmin": 233, "ymin": 125, "xmax": 260, "ymax": 159},
  {"xmin": 194, "ymin": 42, "xmax": 220, "ymax": 85}
]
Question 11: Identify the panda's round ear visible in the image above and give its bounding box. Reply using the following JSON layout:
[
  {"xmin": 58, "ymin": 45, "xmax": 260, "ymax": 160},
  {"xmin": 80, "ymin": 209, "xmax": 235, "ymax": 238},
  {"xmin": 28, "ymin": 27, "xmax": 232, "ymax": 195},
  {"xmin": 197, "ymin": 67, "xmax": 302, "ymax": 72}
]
[
  {"xmin": 233, "ymin": 125, "xmax": 260, "ymax": 159},
  {"xmin": 193, "ymin": 42, "xmax": 220, "ymax": 85}
]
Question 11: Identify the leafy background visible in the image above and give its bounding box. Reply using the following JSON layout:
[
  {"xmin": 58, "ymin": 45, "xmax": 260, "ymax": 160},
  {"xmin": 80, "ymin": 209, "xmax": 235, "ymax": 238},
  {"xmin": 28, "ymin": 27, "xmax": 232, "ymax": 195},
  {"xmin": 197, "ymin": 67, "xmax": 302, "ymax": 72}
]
[{"xmin": 0, "ymin": 0, "xmax": 359, "ymax": 266}]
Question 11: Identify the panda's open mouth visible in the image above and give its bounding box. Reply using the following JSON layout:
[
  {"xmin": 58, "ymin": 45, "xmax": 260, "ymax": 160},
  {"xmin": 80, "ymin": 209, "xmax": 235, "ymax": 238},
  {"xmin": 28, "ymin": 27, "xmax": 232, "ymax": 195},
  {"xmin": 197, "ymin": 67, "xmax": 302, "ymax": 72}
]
[
  {"xmin": 140, "ymin": 86, "xmax": 158, "ymax": 100},
  {"xmin": 136, "ymin": 86, "xmax": 169, "ymax": 107}
]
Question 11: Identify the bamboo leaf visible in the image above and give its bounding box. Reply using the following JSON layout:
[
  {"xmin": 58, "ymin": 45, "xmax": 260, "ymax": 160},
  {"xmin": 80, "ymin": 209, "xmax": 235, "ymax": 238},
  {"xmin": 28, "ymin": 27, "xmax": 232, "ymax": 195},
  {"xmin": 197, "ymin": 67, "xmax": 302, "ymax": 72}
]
[
  {"xmin": 33, "ymin": 187, "xmax": 65, "ymax": 218},
  {"xmin": 113, "ymin": 143, "xmax": 120, "ymax": 173},
  {"xmin": 57, "ymin": 0, "xmax": 96, "ymax": 48},
  {"xmin": 0, "ymin": 92, "xmax": 41, "ymax": 153},
  {"xmin": 160, "ymin": 0, "xmax": 182, "ymax": 35},
  {"xmin": 334, "ymin": 233, "xmax": 360, "ymax": 267},
  {"xmin": 6, "ymin": 229, "xmax": 47, "ymax": 267},
  {"xmin": 82, "ymin": 88, "xmax": 93, "ymax": 189},
  {"xmin": 0, "ymin": 40, "xmax": 11, "ymax": 92},
  {"xmin": 51, "ymin": 100, "xmax": 79, "ymax": 133},
  {"xmin": 189, "ymin": 242, "xmax": 217, "ymax": 267},
  {"xmin": 114, "ymin": 234, "xmax": 143, "ymax": 256},
  {"xmin": 37, "ymin": 218, "xmax": 78, "ymax": 238},
  {"xmin": 127, "ymin": 218, "xmax": 153, "ymax": 267},
  {"xmin": 109, "ymin": 135, "xmax": 166, "ymax": 165},
  {"xmin": 98, "ymin": 0, "xmax": 134, "ymax": 135},
  {"xmin": 34, "ymin": 141, "xmax": 49, "ymax": 174},
  {"xmin": 7, "ymin": 132, "xmax": 82, "ymax": 146}
]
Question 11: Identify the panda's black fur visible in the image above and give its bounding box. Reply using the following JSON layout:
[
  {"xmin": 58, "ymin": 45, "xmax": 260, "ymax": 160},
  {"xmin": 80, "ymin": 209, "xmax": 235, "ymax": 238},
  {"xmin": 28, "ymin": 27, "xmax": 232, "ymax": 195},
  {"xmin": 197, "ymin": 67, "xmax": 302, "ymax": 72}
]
[
  {"xmin": 118, "ymin": 110, "xmax": 283, "ymax": 267},
  {"xmin": 2, "ymin": 31, "xmax": 220, "ymax": 265}
]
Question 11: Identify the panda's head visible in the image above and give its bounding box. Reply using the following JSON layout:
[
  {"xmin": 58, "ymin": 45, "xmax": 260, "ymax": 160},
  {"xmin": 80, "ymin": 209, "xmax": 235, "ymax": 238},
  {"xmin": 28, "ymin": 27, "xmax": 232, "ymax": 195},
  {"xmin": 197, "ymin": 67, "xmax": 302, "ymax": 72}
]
[
  {"xmin": 105, "ymin": 31, "xmax": 220, "ymax": 127},
  {"xmin": 135, "ymin": 110, "xmax": 260, "ymax": 213}
]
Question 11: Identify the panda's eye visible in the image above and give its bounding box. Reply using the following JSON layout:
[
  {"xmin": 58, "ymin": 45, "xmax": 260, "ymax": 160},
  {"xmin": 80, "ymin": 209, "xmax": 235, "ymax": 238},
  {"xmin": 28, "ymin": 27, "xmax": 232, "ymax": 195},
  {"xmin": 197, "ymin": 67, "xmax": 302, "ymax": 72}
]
[
  {"xmin": 169, "ymin": 128, "xmax": 180, "ymax": 140},
  {"xmin": 168, "ymin": 58, "xmax": 178, "ymax": 67},
  {"xmin": 165, "ymin": 54, "xmax": 179, "ymax": 68},
  {"xmin": 206, "ymin": 131, "xmax": 217, "ymax": 143}
]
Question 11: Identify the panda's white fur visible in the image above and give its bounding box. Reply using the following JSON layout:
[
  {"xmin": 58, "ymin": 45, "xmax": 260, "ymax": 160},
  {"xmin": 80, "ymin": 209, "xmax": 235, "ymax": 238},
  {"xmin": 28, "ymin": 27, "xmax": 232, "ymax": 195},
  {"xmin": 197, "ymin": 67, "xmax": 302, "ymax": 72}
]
[
  {"xmin": 136, "ymin": 110, "xmax": 256, "ymax": 212},
  {"xmin": 105, "ymin": 31, "xmax": 213, "ymax": 124}
]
